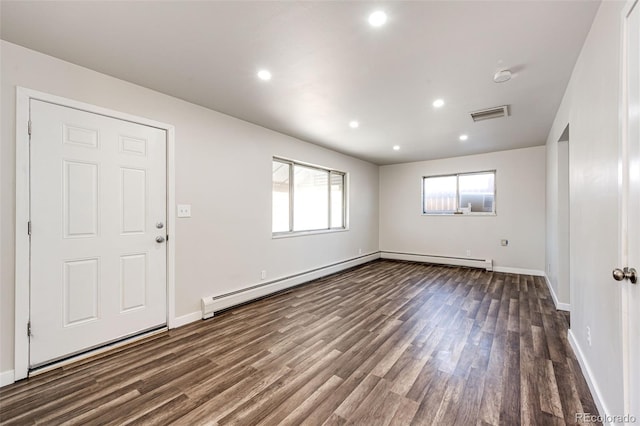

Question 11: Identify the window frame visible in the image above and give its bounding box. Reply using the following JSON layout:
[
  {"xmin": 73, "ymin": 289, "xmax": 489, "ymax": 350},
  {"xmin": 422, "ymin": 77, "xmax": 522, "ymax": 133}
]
[
  {"xmin": 272, "ymin": 157, "xmax": 348, "ymax": 237},
  {"xmin": 421, "ymin": 170, "xmax": 497, "ymax": 216}
]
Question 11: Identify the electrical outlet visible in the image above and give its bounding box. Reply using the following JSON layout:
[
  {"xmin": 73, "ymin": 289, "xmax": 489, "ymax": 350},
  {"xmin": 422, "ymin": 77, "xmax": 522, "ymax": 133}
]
[
  {"xmin": 358, "ymin": 248, "xmax": 363, "ymax": 255},
  {"xmin": 261, "ymin": 270, "xmax": 267, "ymax": 280},
  {"xmin": 586, "ymin": 326, "xmax": 592, "ymax": 346},
  {"xmin": 548, "ymin": 263, "xmax": 551, "ymax": 273},
  {"xmin": 177, "ymin": 204, "xmax": 191, "ymax": 218},
  {"xmin": 465, "ymin": 249, "xmax": 471, "ymax": 257}
]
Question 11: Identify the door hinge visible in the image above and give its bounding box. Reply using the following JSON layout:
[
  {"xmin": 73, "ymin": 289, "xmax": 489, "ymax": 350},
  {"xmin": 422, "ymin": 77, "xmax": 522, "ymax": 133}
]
[
  {"xmin": 27, "ymin": 321, "xmax": 31, "ymax": 337},
  {"xmin": 166, "ymin": 234, "xmax": 169, "ymax": 242},
  {"xmin": 28, "ymin": 120, "xmax": 32, "ymax": 137},
  {"xmin": 27, "ymin": 221, "xmax": 31, "ymax": 236}
]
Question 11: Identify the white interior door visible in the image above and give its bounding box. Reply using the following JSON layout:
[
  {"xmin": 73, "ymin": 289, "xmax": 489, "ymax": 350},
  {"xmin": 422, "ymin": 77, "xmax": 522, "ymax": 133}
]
[
  {"xmin": 620, "ymin": 0, "xmax": 639, "ymax": 418},
  {"xmin": 29, "ymin": 99, "xmax": 167, "ymax": 368}
]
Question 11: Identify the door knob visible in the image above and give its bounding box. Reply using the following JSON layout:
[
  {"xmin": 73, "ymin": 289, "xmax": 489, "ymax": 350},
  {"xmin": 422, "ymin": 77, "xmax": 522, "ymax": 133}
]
[
  {"xmin": 155, "ymin": 236, "xmax": 165, "ymax": 243},
  {"xmin": 612, "ymin": 267, "xmax": 638, "ymax": 284}
]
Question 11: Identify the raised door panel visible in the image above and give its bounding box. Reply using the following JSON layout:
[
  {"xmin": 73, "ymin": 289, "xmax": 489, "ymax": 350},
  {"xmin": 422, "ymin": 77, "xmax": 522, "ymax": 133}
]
[
  {"xmin": 120, "ymin": 254, "xmax": 147, "ymax": 312},
  {"xmin": 121, "ymin": 168, "xmax": 146, "ymax": 234},
  {"xmin": 63, "ymin": 161, "xmax": 99, "ymax": 238},
  {"xmin": 64, "ymin": 258, "xmax": 100, "ymax": 326}
]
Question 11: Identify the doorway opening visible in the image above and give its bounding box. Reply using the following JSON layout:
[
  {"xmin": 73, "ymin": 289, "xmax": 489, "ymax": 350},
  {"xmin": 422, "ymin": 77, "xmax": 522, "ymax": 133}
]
[{"xmin": 558, "ymin": 124, "xmax": 570, "ymax": 313}]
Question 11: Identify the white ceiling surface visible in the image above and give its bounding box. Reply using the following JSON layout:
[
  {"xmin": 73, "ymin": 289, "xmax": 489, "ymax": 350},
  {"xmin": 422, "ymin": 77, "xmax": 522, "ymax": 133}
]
[{"xmin": 0, "ymin": 1, "xmax": 600, "ymax": 165}]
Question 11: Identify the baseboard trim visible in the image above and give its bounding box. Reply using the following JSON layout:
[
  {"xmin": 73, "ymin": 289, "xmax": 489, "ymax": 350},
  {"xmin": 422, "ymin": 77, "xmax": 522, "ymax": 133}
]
[
  {"xmin": 568, "ymin": 329, "xmax": 610, "ymax": 423},
  {"xmin": 175, "ymin": 252, "xmax": 381, "ymax": 325},
  {"xmin": 380, "ymin": 251, "xmax": 492, "ymax": 271},
  {"xmin": 0, "ymin": 370, "xmax": 15, "ymax": 387},
  {"xmin": 544, "ymin": 274, "xmax": 571, "ymax": 312},
  {"xmin": 492, "ymin": 266, "xmax": 545, "ymax": 276},
  {"xmin": 173, "ymin": 311, "xmax": 202, "ymax": 328}
]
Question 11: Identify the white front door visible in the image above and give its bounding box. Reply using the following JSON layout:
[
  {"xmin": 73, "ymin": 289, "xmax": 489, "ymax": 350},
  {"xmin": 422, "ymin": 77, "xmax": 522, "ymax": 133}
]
[
  {"xmin": 620, "ymin": 0, "xmax": 640, "ymax": 418},
  {"xmin": 29, "ymin": 99, "xmax": 167, "ymax": 368}
]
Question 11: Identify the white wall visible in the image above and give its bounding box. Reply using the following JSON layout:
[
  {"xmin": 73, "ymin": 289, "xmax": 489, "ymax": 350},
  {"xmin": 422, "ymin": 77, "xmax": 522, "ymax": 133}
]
[
  {"xmin": 545, "ymin": 1, "xmax": 624, "ymax": 416},
  {"xmin": 379, "ymin": 146, "xmax": 546, "ymax": 273},
  {"xmin": 0, "ymin": 41, "xmax": 380, "ymax": 375}
]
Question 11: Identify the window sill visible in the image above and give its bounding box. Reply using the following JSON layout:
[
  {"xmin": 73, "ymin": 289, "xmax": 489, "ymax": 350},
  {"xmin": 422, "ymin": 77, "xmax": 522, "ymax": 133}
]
[{"xmin": 272, "ymin": 228, "xmax": 349, "ymax": 239}]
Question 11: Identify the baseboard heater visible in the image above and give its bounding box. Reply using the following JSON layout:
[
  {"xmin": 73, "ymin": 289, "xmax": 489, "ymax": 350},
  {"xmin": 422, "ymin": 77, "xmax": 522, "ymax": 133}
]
[
  {"xmin": 200, "ymin": 252, "xmax": 379, "ymax": 320},
  {"xmin": 380, "ymin": 251, "xmax": 493, "ymax": 271}
]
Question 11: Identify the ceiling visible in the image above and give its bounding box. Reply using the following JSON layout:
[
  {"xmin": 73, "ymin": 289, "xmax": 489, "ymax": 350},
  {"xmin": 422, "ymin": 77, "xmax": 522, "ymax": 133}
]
[{"xmin": 0, "ymin": 1, "xmax": 600, "ymax": 165}]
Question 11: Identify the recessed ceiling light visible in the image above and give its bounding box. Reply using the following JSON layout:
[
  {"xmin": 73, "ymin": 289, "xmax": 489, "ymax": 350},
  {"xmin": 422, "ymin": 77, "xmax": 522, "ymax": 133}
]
[
  {"xmin": 257, "ymin": 69, "xmax": 272, "ymax": 81},
  {"xmin": 459, "ymin": 134, "xmax": 469, "ymax": 141},
  {"xmin": 368, "ymin": 11, "xmax": 387, "ymax": 27},
  {"xmin": 349, "ymin": 120, "xmax": 359, "ymax": 129},
  {"xmin": 433, "ymin": 99, "xmax": 445, "ymax": 108},
  {"xmin": 393, "ymin": 145, "xmax": 400, "ymax": 151}
]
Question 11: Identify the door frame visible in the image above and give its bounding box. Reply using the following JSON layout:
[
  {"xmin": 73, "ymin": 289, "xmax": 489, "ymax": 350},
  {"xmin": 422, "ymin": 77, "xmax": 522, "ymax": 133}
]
[
  {"xmin": 14, "ymin": 87, "xmax": 177, "ymax": 381},
  {"xmin": 619, "ymin": 0, "xmax": 639, "ymax": 416}
]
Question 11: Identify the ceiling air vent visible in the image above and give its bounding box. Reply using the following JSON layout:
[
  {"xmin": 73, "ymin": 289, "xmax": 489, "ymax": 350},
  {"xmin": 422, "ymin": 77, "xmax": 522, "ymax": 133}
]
[{"xmin": 470, "ymin": 105, "xmax": 510, "ymax": 122}]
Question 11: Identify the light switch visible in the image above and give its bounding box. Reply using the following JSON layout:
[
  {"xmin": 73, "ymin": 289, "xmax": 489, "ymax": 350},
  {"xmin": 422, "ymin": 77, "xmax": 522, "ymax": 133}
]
[{"xmin": 177, "ymin": 204, "xmax": 191, "ymax": 218}]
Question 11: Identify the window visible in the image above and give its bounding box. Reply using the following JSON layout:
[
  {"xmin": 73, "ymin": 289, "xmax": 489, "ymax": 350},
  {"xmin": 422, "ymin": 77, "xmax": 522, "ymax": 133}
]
[
  {"xmin": 422, "ymin": 171, "xmax": 495, "ymax": 215},
  {"xmin": 272, "ymin": 158, "xmax": 346, "ymax": 234},
  {"xmin": 272, "ymin": 161, "xmax": 290, "ymax": 233}
]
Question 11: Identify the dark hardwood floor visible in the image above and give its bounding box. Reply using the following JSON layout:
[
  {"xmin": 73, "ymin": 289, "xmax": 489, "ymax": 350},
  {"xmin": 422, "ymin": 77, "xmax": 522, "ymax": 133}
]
[{"xmin": 0, "ymin": 260, "xmax": 599, "ymax": 425}]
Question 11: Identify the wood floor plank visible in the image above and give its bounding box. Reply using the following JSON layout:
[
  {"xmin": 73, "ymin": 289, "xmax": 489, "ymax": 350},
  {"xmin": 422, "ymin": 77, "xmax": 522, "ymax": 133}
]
[
  {"xmin": 453, "ymin": 367, "xmax": 485, "ymax": 425},
  {"xmin": 256, "ymin": 366, "xmax": 343, "ymax": 425},
  {"xmin": 536, "ymin": 358, "xmax": 564, "ymax": 419},
  {"xmin": 303, "ymin": 369, "xmax": 370, "ymax": 425},
  {"xmin": 429, "ymin": 374, "xmax": 465, "ymax": 426},
  {"xmin": 553, "ymin": 359, "xmax": 586, "ymax": 425},
  {"xmin": 320, "ymin": 413, "xmax": 347, "ymax": 426},
  {"xmin": 333, "ymin": 374, "xmax": 381, "ymax": 419},
  {"xmin": 0, "ymin": 260, "xmax": 600, "ymax": 425},
  {"xmin": 409, "ymin": 370, "xmax": 449, "ymax": 426},
  {"xmin": 275, "ymin": 375, "xmax": 344, "ymax": 425},
  {"xmin": 173, "ymin": 364, "xmax": 292, "ymax": 425},
  {"xmin": 387, "ymin": 397, "xmax": 420, "ymax": 426},
  {"xmin": 347, "ymin": 379, "xmax": 401, "ymax": 425},
  {"xmin": 216, "ymin": 349, "xmax": 342, "ymax": 425}
]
